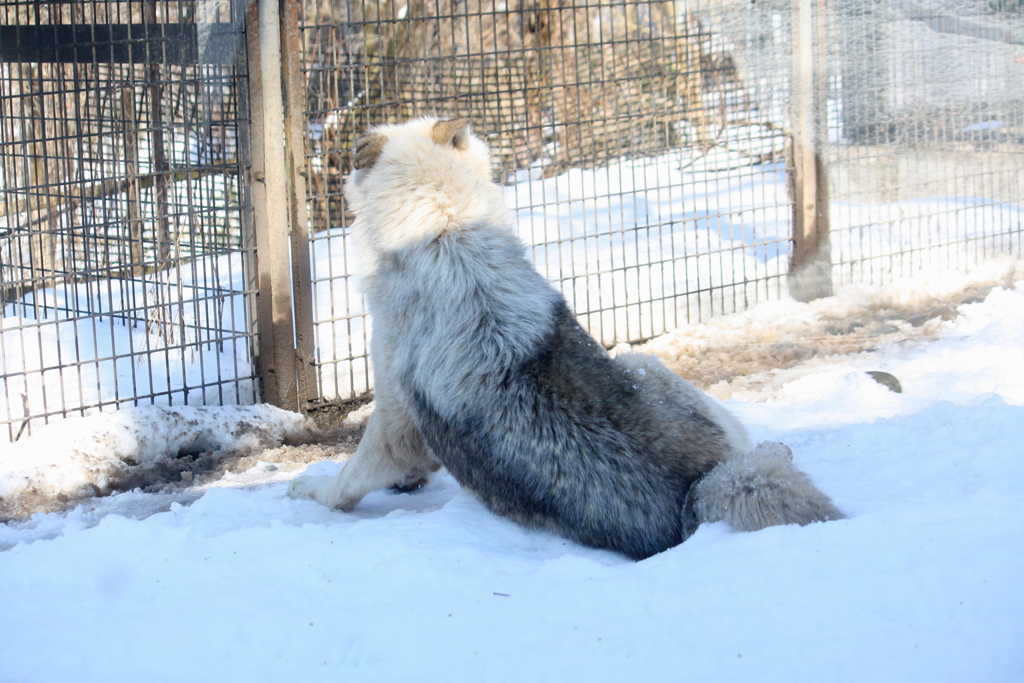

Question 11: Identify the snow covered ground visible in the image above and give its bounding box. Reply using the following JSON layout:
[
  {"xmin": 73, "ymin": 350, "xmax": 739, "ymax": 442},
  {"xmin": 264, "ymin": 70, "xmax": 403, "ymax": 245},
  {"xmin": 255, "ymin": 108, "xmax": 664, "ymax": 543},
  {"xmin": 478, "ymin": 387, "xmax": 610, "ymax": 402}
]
[{"xmin": 1, "ymin": 266, "xmax": 1023, "ymax": 682}]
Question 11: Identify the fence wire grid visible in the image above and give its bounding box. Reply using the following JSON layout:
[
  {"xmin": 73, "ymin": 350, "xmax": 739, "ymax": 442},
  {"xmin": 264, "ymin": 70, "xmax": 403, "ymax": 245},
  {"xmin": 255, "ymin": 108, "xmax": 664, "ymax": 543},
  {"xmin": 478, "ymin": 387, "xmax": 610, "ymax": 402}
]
[
  {"xmin": 1, "ymin": 0, "xmax": 1021, "ymax": 439},
  {"xmin": 0, "ymin": 0, "xmax": 258, "ymax": 442},
  {"xmin": 824, "ymin": 0, "xmax": 1023, "ymax": 283},
  {"xmin": 298, "ymin": 0, "xmax": 1023, "ymax": 404},
  {"xmin": 301, "ymin": 0, "xmax": 798, "ymax": 402}
]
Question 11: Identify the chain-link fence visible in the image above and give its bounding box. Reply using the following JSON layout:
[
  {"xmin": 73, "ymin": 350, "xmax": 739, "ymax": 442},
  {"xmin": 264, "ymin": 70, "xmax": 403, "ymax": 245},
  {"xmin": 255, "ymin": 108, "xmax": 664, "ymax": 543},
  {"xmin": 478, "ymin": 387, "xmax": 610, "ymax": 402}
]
[{"xmin": 0, "ymin": 0, "xmax": 258, "ymax": 442}]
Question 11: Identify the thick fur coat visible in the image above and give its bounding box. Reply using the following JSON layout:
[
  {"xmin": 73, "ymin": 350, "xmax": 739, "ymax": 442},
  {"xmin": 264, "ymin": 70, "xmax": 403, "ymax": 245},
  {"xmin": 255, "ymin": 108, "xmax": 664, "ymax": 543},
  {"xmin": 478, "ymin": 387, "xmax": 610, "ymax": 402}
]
[{"xmin": 288, "ymin": 117, "xmax": 843, "ymax": 559}]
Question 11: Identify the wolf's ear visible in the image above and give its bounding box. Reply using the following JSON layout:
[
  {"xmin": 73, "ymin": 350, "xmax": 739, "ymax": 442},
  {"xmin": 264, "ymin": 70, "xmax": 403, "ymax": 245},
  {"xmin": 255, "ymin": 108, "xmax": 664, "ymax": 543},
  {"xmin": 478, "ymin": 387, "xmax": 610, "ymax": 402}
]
[
  {"xmin": 431, "ymin": 118, "xmax": 471, "ymax": 151},
  {"xmin": 352, "ymin": 133, "xmax": 386, "ymax": 170}
]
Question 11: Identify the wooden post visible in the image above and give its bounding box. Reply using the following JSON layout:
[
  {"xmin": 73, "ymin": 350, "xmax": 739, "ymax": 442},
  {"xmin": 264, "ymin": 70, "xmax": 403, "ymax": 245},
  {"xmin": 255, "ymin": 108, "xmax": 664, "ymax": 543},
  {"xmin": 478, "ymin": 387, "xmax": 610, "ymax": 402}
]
[
  {"xmin": 245, "ymin": 0, "xmax": 315, "ymax": 411},
  {"xmin": 788, "ymin": 0, "xmax": 832, "ymax": 302},
  {"xmin": 282, "ymin": 0, "xmax": 318, "ymax": 408}
]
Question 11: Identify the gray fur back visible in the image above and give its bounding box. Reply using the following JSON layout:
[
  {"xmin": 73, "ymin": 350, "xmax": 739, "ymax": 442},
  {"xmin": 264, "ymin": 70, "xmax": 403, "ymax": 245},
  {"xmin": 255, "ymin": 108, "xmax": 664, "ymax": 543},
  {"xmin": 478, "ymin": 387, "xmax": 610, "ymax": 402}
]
[{"xmin": 370, "ymin": 226, "xmax": 735, "ymax": 560}]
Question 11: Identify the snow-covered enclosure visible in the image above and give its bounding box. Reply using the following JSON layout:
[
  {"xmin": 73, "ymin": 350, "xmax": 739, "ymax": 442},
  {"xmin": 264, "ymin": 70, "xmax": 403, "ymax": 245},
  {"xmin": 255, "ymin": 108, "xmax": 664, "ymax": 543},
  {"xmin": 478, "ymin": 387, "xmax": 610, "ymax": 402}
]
[{"xmin": 1, "ymin": 266, "xmax": 1022, "ymax": 682}]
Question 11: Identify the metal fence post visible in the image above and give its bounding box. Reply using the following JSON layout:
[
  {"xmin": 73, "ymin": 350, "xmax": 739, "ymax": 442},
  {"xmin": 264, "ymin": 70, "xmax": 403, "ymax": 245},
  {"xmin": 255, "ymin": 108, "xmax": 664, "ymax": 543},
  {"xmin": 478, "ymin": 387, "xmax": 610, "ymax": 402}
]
[
  {"xmin": 788, "ymin": 0, "xmax": 832, "ymax": 302},
  {"xmin": 245, "ymin": 0, "xmax": 316, "ymax": 411}
]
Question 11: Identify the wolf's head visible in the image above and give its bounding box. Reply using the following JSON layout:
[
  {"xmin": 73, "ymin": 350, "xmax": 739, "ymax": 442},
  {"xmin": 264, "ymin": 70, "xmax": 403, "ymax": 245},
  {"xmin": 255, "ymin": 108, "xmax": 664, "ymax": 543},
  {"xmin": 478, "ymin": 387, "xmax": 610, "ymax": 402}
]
[{"xmin": 343, "ymin": 117, "xmax": 510, "ymax": 273}]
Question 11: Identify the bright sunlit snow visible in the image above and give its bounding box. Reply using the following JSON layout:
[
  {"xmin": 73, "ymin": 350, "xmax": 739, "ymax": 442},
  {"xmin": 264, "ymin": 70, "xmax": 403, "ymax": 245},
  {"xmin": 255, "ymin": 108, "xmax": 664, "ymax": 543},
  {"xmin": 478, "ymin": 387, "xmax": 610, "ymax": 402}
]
[{"xmin": 2, "ymin": 267, "xmax": 1023, "ymax": 682}]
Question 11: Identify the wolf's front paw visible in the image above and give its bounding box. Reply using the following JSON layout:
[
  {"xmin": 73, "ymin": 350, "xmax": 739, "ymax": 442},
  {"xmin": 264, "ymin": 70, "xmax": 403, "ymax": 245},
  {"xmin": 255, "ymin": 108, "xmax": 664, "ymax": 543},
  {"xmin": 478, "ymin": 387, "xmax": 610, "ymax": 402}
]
[{"xmin": 287, "ymin": 475, "xmax": 332, "ymax": 503}]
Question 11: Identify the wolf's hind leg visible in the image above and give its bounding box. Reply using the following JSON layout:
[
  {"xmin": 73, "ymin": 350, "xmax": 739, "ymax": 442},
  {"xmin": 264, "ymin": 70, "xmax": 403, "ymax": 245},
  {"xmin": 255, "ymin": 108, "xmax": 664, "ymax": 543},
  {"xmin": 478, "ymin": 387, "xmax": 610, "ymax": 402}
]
[
  {"xmin": 614, "ymin": 351, "xmax": 751, "ymax": 457},
  {"xmin": 694, "ymin": 441, "xmax": 844, "ymax": 531},
  {"xmin": 287, "ymin": 401, "xmax": 438, "ymax": 511}
]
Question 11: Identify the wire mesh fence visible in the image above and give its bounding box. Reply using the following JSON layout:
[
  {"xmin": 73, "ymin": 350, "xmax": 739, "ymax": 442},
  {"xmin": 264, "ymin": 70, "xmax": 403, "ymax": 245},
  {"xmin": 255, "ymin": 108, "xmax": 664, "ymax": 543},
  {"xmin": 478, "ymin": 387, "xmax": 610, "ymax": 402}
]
[
  {"xmin": 823, "ymin": 0, "xmax": 1024, "ymax": 284},
  {"xmin": 300, "ymin": 0, "xmax": 1022, "ymax": 405},
  {"xmin": 0, "ymin": 0, "xmax": 258, "ymax": 442},
  {"xmin": 1, "ymin": 0, "xmax": 1021, "ymax": 436},
  {"xmin": 299, "ymin": 0, "xmax": 804, "ymax": 403}
]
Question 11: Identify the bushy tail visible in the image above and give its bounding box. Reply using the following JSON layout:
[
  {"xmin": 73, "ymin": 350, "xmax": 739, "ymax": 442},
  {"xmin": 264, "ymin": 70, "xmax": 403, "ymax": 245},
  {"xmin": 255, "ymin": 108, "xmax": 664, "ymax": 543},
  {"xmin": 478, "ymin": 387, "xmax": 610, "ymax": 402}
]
[{"xmin": 689, "ymin": 441, "xmax": 844, "ymax": 534}]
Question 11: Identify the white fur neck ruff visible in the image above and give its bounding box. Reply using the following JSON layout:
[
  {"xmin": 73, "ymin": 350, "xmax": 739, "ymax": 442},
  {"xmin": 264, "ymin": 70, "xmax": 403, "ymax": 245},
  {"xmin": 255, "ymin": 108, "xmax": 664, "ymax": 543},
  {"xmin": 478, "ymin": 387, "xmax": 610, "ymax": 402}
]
[{"xmin": 344, "ymin": 117, "xmax": 512, "ymax": 277}]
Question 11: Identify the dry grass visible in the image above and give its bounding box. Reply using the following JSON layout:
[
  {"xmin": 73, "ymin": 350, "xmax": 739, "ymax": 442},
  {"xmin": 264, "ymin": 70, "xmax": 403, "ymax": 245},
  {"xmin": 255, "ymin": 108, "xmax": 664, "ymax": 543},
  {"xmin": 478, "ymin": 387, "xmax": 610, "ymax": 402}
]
[{"xmin": 302, "ymin": 0, "xmax": 720, "ymax": 230}]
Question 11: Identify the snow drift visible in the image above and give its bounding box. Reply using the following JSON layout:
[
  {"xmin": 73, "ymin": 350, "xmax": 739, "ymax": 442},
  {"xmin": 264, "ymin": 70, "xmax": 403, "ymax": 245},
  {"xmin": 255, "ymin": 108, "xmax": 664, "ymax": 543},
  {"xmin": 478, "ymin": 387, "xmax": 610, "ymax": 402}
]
[{"xmin": 0, "ymin": 404, "xmax": 317, "ymax": 520}]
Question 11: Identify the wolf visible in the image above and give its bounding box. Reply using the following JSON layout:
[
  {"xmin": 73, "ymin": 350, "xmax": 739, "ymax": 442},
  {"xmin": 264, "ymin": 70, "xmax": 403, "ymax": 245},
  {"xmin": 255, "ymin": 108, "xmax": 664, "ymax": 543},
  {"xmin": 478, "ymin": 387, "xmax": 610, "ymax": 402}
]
[{"xmin": 288, "ymin": 117, "xmax": 843, "ymax": 560}]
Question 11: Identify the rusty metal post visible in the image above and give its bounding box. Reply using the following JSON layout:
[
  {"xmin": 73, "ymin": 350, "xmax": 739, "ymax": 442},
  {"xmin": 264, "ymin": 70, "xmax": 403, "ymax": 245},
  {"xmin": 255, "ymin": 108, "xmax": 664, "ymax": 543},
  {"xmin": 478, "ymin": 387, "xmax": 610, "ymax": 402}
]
[
  {"xmin": 245, "ymin": 0, "xmax": 314, "ymax": 410},
  {"xmin": 788, "ymin": 0, "xmax": 832, "ymax": 302}
]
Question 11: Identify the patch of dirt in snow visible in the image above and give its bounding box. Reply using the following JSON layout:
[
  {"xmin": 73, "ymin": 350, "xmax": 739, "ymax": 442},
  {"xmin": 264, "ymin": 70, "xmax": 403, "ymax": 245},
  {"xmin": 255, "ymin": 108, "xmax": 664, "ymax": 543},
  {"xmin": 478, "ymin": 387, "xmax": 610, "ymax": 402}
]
[
  {"xmin": 633, "ymin": 262, "xmax": 1023, "ymax": 402},
  {"xmin": 131, "ymin": 431, "xmax": 360, "ymax": 494},
  {"xmin": 110, "ymin": 406, "xmax": 372, "ymax": 499},
  {"xmin": 0, "ymin": 405, "xmax": 363, "ymax": 523},
  {"xmin": 0, "ymin": 424, "xmax": 364, "ymax": 547}
]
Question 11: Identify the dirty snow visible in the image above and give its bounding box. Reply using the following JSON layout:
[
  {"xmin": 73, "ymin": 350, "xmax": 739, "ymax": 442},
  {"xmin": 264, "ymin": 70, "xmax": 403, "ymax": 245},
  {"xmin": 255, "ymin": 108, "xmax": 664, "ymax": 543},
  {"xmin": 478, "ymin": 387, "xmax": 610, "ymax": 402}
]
[{"xmin": 0, "ymin": 405, "xmax": 316, "ymax": 520}]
